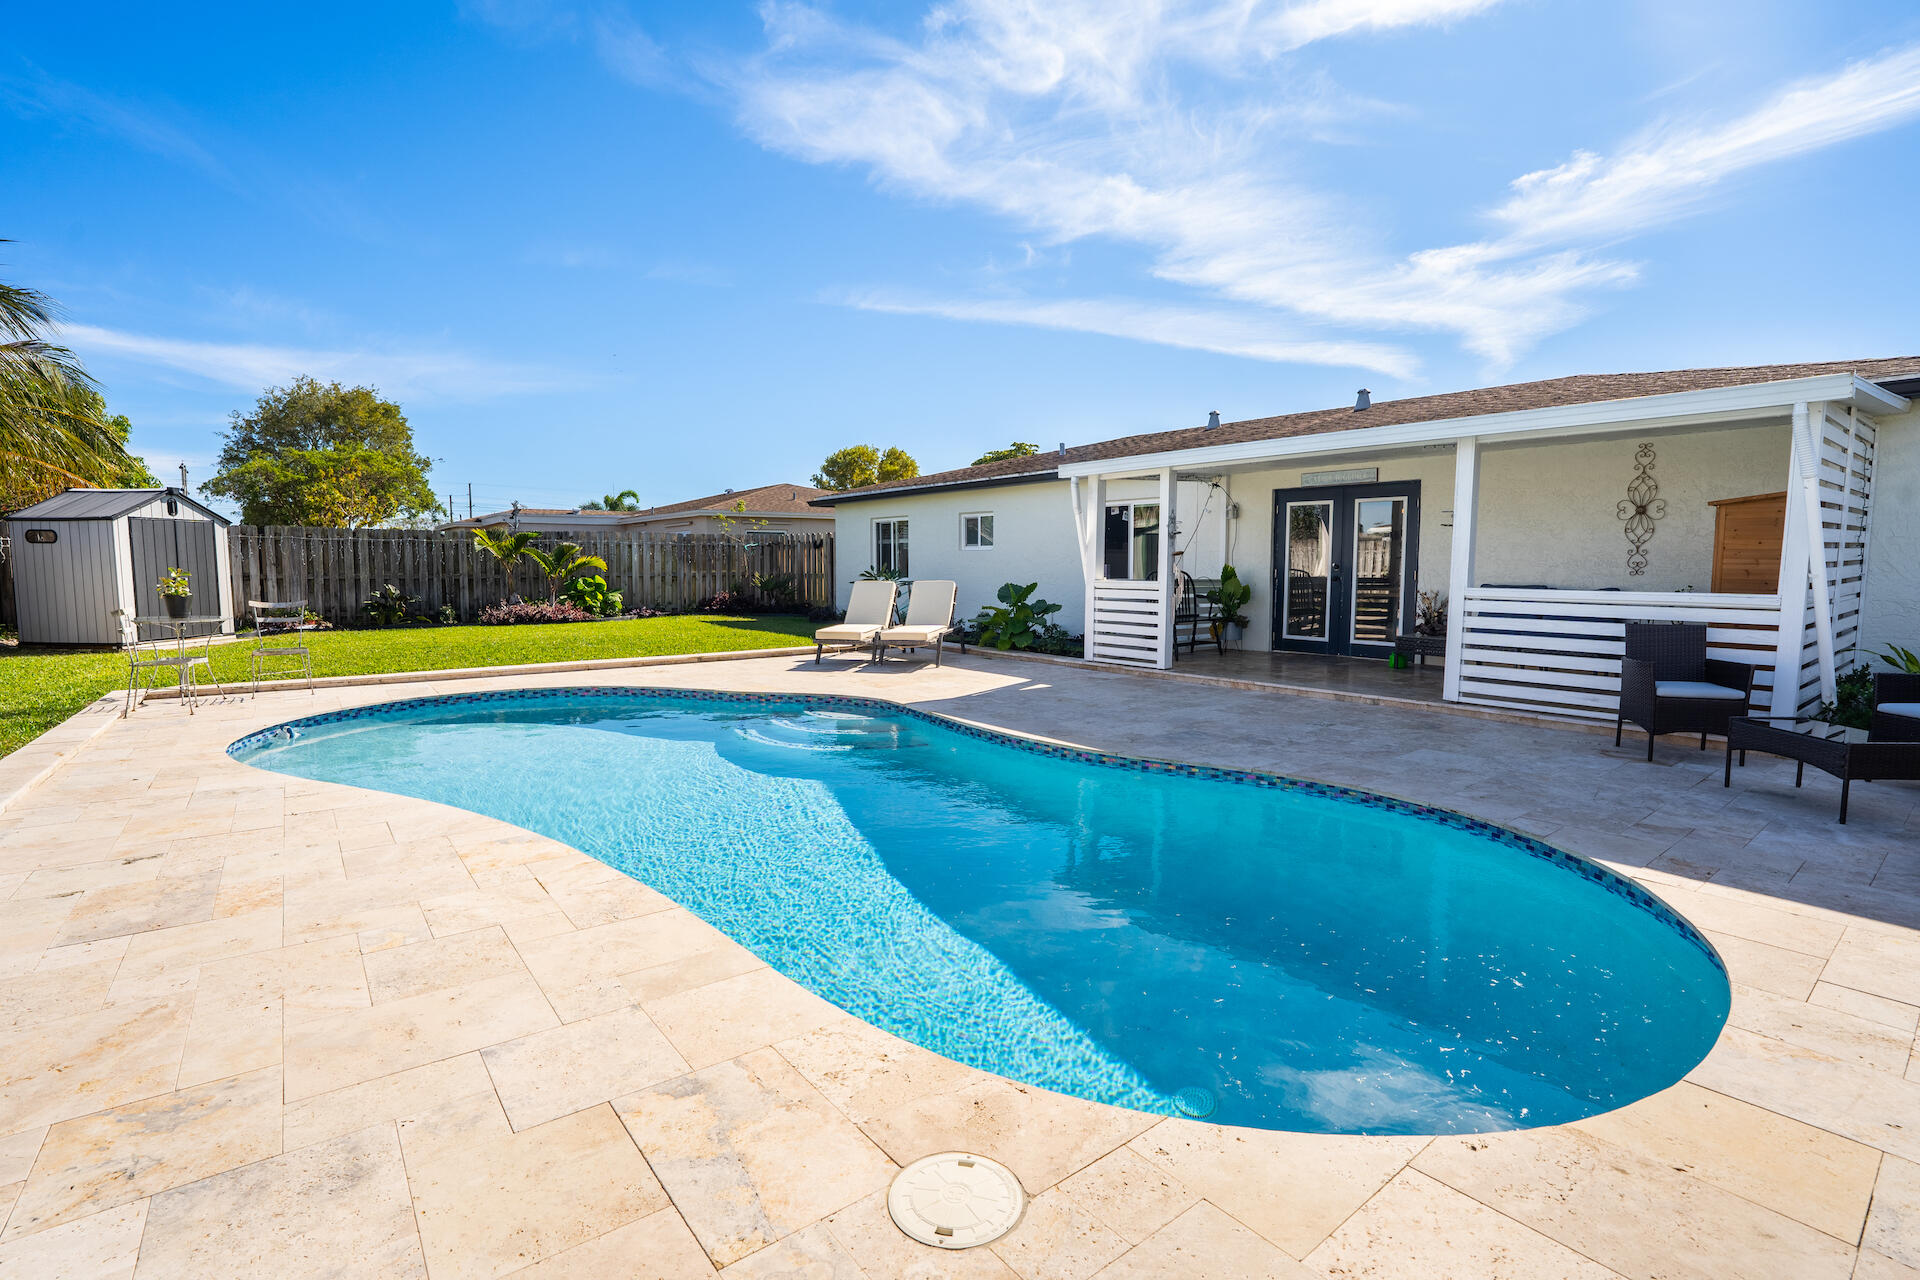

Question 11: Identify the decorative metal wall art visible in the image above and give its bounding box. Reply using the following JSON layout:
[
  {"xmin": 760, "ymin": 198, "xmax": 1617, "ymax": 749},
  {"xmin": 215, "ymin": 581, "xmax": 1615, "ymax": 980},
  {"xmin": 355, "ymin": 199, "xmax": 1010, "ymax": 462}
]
[{"xmin": 1616, "ymin": 442, "xmax": 1666, "ymax": 576}]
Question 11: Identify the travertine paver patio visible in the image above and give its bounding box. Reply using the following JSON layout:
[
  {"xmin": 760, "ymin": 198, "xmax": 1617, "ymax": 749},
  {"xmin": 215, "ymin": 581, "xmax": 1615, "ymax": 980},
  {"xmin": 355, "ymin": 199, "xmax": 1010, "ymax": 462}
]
[{"xmin": 0, "ymin": 652, "xmax": 1917, "ymax": 1279}]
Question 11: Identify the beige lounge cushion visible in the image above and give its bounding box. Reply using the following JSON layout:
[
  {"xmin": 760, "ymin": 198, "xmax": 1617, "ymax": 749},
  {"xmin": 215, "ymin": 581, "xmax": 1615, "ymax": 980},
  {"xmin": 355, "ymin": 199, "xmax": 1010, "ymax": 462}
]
[
  {"xmin": 878, "ymin": 625, "xmax": 949, "ymax": 645},
  {"xmin": 842, "ymin": 580, "xmax": 899, "ymax": 627},
  {"xmin": 815, "ymin": 624, "xmax": 881, "ymax": 643}
]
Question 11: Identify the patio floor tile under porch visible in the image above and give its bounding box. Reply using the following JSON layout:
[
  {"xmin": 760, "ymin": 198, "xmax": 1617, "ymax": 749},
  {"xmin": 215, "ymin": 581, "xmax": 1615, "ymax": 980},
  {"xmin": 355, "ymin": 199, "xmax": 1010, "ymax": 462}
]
[{"xmin": 0, "ymin": 653, "xmax": 1915, "ymax": 1278}]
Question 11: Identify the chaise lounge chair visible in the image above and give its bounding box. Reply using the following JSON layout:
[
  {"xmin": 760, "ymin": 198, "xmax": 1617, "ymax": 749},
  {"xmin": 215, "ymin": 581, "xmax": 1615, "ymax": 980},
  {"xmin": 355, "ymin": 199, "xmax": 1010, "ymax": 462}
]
[
  {"xmin": 874, "ymin": 579, "xmax": 959, "ymax": 666},
  {"xmin": 814, "ymin": 579, "xmax": 899, "ymax": 664}
]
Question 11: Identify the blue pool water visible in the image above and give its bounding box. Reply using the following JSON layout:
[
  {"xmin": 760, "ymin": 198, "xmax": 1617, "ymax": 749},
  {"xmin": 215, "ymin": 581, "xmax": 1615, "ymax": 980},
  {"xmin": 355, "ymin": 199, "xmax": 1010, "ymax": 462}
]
[{"xmin": 231, "ymin": 688, "xmax": 1729, "ymax": 1136}]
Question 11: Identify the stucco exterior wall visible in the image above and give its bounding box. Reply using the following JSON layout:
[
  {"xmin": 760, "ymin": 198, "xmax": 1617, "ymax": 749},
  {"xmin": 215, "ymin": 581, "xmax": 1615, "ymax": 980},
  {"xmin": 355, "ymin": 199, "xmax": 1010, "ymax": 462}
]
[
  {"xmin": 1208, "ymin": 453, "xmax": 1457, "ymax": 652},
  {"xmin": 829, "ymin": 481, "xmax": 1088, "ymax": 623},
  {"xmin": 1861, "ymin": 404, "xmax": 1920, "ymax": 660},
  {"xmin": 1474, "ymin": 422, "xmax": 1791, "ymax": 594}
]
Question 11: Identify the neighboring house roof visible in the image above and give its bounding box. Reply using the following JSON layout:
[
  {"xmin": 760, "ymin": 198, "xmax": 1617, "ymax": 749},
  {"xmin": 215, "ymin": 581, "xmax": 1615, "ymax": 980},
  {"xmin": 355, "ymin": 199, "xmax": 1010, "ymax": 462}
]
[
  {"xmin": 437, "ymin": 509, "xmax": 636, "ymax": 531},
  {"xmin": 6, "ymin": 487, "xmax": 230, "ymax": 523},
  {"xmin": 815, "ymin": 357, "xmax": 1920, "ymax": 504},
  {"xmin": 620, "ymin": 482, "xmax": 833, "ymax": 522}
]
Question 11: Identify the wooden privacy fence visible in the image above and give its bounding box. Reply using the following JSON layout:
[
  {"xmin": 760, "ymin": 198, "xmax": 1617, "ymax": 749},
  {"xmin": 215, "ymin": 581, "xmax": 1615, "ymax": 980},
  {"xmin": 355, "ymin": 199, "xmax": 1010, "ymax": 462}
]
[{"xmin": 225, "ymin": 527, "xmax": 835, "ymax": 625}]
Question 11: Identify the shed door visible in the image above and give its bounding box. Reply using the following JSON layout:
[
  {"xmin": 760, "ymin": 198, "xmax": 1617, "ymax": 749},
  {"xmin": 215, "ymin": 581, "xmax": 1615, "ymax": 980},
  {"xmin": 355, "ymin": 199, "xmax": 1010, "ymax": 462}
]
[{"xmin": 128, "ymin": 517, "xmax": 223, "ymax": 638}]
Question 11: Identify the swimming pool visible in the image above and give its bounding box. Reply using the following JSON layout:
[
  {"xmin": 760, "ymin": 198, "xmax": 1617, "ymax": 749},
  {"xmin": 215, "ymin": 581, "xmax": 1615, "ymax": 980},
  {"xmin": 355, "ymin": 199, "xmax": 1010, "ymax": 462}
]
[{"xmin": 231, "ymin": 687, "xmax": 1729, "ymax": 1136}]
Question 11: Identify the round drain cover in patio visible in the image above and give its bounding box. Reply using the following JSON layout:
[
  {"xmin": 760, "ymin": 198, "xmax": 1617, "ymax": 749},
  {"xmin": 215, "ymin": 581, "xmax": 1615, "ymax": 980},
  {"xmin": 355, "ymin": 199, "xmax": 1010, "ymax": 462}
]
[{"xmin": 887, "ymin": 1152, "xmax": 1025, "ymax": 1249}]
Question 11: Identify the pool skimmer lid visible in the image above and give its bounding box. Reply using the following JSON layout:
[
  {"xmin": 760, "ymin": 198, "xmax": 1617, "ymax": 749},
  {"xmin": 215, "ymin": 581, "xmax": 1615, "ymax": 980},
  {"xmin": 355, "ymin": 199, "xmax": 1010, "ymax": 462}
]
[{"xmin": 887, "ymin": 1152, "xmax": 1025, "ymax": 1248}]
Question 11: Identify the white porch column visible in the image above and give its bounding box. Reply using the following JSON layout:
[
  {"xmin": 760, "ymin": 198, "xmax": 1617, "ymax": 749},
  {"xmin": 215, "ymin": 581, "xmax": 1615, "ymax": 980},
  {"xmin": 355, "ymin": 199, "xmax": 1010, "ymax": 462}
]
[
  {"xmin": 1082, "ymin": 474, "xmax": 1106, "ymax": 646},
  {"xmin": 1795, "ymin": 402, "xmax": 1839, "ymax": 705},
  {"xmin": 1442, "ymin": 437, "xmax": 1479, "ymax": 703},
  {"xmin": 1157, "ymin": 466, "xmax": 1175, "ymax": 668}
]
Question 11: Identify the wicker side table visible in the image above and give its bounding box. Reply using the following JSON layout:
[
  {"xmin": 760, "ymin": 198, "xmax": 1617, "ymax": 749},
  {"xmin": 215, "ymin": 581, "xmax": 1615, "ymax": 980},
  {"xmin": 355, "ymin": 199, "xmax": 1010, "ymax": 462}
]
[
  {"xmin": 1724, "ymin": 716, "xmax": 1920, "ymax": 824},
  {"xmin": 1391, "ymin": 632, "xmax": 1448, "ymax": 667}
]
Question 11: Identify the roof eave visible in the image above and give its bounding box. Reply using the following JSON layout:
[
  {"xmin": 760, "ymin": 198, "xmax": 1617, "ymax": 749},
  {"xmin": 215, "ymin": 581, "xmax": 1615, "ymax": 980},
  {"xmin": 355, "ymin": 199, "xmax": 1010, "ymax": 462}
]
[
  {"xmin": 1058, "ymin": 373, "xmax": 1909, "ymax": 478},
  {"xmin": 811, "ymin": 469, "xmax": 1061, "ymax": 505}
]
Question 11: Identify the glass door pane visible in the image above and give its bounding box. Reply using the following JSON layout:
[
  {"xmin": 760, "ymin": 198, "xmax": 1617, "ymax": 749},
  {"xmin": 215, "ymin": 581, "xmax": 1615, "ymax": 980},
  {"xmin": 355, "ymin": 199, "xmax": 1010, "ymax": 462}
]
[
  {"xmin": 1103, "ymin": 506, "xmax": 1130, "ymax": 578},
  {"xmin": 1283, "ymin": 501, "xmax": 1333, "ymax": 640},
  {"xmin": 1349, "ymin": 497, "xmax": 1406, "ymax": 644},
  {"xmin": 1132, "ymin": 503, "xmax": 1160, "ymax": 581}
]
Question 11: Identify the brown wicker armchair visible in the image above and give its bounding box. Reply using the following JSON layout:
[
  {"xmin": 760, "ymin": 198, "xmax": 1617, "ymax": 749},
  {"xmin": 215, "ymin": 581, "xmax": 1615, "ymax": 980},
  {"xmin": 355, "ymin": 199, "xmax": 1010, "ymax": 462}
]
[
  {"xmin": 1877, "ymin": 673, "xmax": 1920, "ymax": 738},
  {"xmin": 1615, "ymin": 621, "xmax": 1755, "ymax": 761}
]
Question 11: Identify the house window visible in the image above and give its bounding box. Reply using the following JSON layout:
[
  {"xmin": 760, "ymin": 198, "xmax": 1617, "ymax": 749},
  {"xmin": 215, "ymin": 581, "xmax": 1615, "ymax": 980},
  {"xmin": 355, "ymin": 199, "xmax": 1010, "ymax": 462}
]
[
  {"xmin": 873, "ymin": 518, "xmax": 909, "ymax": 575},
  {"xmin": 961, "ymin": 513, "xmax": 994, "ymax": 549},
  {"xmin": 1102, "ymin": 503, "xmax": 1160, "ymax": 580}
]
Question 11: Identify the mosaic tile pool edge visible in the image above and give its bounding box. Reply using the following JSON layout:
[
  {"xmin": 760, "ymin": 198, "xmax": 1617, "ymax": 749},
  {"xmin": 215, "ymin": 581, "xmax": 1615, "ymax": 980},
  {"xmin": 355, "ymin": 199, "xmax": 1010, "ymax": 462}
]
[{"xmin": 228, "ymin": 684, "xmax": 1726, "ymax": 974}]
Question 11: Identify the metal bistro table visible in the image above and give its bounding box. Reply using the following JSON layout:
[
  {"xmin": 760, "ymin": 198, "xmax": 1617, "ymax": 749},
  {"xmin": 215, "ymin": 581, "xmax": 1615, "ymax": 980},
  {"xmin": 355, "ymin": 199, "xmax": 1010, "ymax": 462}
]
[
  {"xmin": 1724, "ymin": 715, "xmax": 1920, "ymax": 824},
  {"xmin": 132, "ymin": 615, "xmax": 228, "ymax": 714}
]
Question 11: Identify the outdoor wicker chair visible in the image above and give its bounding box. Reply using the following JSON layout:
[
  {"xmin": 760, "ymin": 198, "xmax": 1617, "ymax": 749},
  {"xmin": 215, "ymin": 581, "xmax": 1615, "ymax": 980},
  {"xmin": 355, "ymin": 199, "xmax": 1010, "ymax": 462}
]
[
  {"xmin": 1877, "ymin": 672, "xmax": 1920, "ymax": 738},
  {"xmin": 1615, "ymin": 621, "xmax": 1755, "ymax": 761}
]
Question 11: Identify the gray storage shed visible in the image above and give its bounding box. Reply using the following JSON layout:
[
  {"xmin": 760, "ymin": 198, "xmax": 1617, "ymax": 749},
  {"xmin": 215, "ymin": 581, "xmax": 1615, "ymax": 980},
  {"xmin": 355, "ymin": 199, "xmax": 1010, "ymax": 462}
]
[{"xmin": 4, "ymin": 488, "xmax": 234, "ymax": 646}]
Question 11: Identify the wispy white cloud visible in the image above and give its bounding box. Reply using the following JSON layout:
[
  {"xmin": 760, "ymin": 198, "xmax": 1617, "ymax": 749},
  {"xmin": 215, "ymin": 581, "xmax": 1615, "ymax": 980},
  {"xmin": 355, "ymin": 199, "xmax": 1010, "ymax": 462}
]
[
  {"xmin": 63, "ymin": 324, "xmax": 570, "ymax": 402},
  {"xmin": 0, "ymin": 67, "xmax": 241, "ymax": 192},
  {"xmin": 1488, "ymin": 42, "xmax": 1920, "ymax": 250},
  {"xmin": 847, "ymin": 291, "xmax": 1416, "ymax": 374},
  {"xmin": 725, "ymin": 2, "xmax": 1920, "ymax": 367}
]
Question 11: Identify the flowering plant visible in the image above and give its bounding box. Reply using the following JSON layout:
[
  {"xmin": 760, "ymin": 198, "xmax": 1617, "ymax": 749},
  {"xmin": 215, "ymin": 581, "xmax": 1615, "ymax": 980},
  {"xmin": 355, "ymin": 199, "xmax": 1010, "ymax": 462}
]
[{"xmin": 156, "ymin": 567, "xmax": 192, "ymax": 598}]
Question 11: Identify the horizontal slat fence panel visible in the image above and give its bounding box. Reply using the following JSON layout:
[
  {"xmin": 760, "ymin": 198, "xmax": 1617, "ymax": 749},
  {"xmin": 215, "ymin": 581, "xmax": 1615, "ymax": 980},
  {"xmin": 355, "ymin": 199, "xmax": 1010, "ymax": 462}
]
[
  {"xmin": 1456, "ymin": 588, "xmax": 1783, "ymax": 723},
  {"xmin": 1089, "ymin": 580, "xmax": 1165, "ymax": 667},
  {"xmin": 226, "ymin": 528, "xmax": 833, "ymax": 626}
]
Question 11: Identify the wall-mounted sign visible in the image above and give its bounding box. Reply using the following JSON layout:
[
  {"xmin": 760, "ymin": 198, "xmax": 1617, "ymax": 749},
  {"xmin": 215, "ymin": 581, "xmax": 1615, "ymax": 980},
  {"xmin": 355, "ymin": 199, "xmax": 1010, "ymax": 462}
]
[{"xmin": 1301, "ymin": 467, "xmax": 1379, "ymax": 487}]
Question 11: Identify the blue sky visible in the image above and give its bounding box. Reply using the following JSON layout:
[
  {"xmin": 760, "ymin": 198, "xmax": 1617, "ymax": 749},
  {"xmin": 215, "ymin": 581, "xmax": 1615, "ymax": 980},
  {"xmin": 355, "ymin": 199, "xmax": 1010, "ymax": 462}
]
[{"xmin": 6, "ymin": 1, "xmax": 1920, "ymax": 516}]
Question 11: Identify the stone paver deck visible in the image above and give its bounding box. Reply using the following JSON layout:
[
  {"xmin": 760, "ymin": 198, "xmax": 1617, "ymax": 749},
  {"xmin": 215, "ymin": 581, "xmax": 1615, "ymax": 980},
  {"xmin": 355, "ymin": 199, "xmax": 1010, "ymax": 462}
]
[{"xmin": 0, "ymin": 653, "xmax": 1917, "ymax": 1279}]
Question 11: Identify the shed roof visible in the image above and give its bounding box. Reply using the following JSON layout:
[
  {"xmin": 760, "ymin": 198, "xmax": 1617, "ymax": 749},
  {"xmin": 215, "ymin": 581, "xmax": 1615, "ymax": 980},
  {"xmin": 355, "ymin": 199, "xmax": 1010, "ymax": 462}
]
[{"xmin": 5, "ymin": 488, "xmax": 230, "ymax": 523}]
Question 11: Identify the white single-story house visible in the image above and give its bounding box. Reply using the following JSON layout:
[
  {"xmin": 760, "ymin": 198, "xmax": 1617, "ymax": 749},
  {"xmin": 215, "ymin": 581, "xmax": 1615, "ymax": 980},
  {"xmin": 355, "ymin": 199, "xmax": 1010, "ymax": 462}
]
[
  {"xmin": 816, "ymin": 358, "xmax": 1920, "ymax": 723},
  {"xmin": 439, "ymin": 483, "xmax": 832, "ymax": 538}
]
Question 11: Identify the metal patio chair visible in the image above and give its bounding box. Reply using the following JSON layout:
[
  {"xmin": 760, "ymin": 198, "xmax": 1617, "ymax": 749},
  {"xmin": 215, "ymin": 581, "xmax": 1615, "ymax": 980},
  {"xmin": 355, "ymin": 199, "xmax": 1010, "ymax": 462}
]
[
  {"xmin": 113, "ymin": 609, "xmax": 224, "ymax": 716},
  {"xmin": 248, "ymin": 599, "xmax": 316, "ymax": 694}
]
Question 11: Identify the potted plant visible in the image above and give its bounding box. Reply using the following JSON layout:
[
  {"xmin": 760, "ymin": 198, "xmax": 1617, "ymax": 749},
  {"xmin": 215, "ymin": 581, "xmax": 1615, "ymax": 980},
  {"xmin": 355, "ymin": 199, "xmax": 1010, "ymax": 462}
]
[
  {"xmin": 156, "ymin": 567, "xmax": 192, "ymax": 619},
  {"xmin": 1207, "ymin": 565, "xmax": 1252, "ymax": 648}
]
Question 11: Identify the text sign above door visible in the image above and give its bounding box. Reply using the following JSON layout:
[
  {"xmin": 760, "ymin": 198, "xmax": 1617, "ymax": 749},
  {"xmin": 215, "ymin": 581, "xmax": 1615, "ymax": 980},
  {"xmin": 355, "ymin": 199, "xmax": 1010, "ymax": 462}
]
[{"xmin": 1301, "ymin": 467, "xmax": 1379, "ymax": 487}]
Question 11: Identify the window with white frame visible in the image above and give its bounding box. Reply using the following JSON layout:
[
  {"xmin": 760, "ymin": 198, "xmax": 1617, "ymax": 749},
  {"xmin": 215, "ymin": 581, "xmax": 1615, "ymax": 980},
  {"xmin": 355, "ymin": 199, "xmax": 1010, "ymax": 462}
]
[
  {"xmin": 873, "ymin": 518, "xmax": 909, "ymax": 575},
  {"xmin": 961, "ymin": 512, "xmax": 994, "ymax": 549}
]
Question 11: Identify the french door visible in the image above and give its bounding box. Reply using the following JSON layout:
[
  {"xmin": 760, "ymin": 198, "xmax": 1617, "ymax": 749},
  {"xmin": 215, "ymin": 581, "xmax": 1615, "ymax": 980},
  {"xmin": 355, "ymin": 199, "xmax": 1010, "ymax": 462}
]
[{"xmin": 1271, "ymin": 481, "xmax": 1420, "ymax": 657}]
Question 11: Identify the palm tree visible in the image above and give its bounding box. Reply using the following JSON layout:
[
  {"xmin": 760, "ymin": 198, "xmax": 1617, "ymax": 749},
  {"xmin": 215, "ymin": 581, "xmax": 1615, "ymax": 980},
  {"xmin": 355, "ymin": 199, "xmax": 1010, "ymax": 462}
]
[
  {"xmin": 471, "ymin": 527, "xmax": 537, "ymax": 566},
  {"xmin": 580, "ymin": 489, "xmax": 640, "ymax": 512},
  {"xmin": 0, "ymin": 271, "xmax": 129, "ymax": 504},
  {"xmin": 524, "ymin": 541, "xmax": 608, "ymax": 603}
]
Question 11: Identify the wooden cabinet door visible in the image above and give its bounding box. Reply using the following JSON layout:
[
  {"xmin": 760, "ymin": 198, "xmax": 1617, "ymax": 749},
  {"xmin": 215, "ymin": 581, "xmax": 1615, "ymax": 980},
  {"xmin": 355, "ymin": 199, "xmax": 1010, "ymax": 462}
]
[{"xmin": 1709, "ymin": 492, "xmax": 1786, "ymax": 594}]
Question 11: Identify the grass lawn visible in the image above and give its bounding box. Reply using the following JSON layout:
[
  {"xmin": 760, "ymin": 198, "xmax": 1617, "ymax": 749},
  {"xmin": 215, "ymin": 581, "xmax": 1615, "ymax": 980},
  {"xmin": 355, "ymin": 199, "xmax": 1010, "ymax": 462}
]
[{"xmin": 0, "ymin": 613, "xmax": 817, "ymax": 760}]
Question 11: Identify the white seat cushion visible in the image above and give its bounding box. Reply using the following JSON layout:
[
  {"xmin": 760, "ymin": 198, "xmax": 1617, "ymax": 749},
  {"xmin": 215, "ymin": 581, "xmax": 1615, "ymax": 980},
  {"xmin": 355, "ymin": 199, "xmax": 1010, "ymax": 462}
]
[
  {"xmin": 815, "ymin": 624, "xmax": 880, "ymax": 643},
  {"xmin": 1879, "ymin": 702, "xmax": 1920, "ymax": 718},
  {"xmin": 879, "ymin": 625, "xmax": 948, "ymax": 644},
  {"xmin": 1655, "ymin": 680, "xmax": 1745, "ymax": 701}
]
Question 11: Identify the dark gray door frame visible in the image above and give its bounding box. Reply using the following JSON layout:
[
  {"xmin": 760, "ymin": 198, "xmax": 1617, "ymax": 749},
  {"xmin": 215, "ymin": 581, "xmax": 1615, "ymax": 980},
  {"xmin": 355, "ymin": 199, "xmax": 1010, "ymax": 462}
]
[{"xmin": 1270, "ymin": 480, "xmax": 1421, "ymax": 658}]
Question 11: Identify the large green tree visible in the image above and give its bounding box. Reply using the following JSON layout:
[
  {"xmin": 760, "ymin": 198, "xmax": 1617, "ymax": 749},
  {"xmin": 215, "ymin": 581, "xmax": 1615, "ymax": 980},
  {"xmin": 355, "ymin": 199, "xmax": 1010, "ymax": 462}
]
[
  {"xmin": 972, "ymin": 442, "xmax": 1039, "ymax": 466},
  {"xmin": 0, "ymin": 271, "xmax": 150, "ymax": 510},
  {"xmin": 812, "ymin": 444, "xmax": 920, "ymax": 491},
  {"xmin": 204, "ymin": 377, "xmax": 439, "ymax": 526}
]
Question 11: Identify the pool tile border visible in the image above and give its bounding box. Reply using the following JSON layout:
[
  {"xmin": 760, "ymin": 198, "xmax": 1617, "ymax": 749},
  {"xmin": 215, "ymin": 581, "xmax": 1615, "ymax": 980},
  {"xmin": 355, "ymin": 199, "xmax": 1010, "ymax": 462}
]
[{"xmin": 228, "ymin": 685, "xmax": 1726, "ymax": 974}]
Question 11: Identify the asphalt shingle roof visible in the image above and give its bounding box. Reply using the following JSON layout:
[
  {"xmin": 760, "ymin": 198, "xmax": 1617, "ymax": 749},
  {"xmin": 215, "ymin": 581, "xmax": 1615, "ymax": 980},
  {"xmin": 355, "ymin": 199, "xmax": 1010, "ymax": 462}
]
[{"xmin": 815, "ymin": 357, "xmax": 1920, "ymax": 504}]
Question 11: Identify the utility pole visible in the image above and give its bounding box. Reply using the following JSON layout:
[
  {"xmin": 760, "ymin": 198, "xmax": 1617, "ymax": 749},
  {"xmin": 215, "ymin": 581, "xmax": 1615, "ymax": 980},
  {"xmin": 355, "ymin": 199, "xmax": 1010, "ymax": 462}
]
[
  {"xmin": 467, "ymin": 484, "xmax": 473, "ymax": 519},
  {"xmin": 178, "ymin": 462, "xmax": 189, "ymax": 491},
  {"xmin": 509, "ymin": 500, "xmax": 521, "ymax": 533}
]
